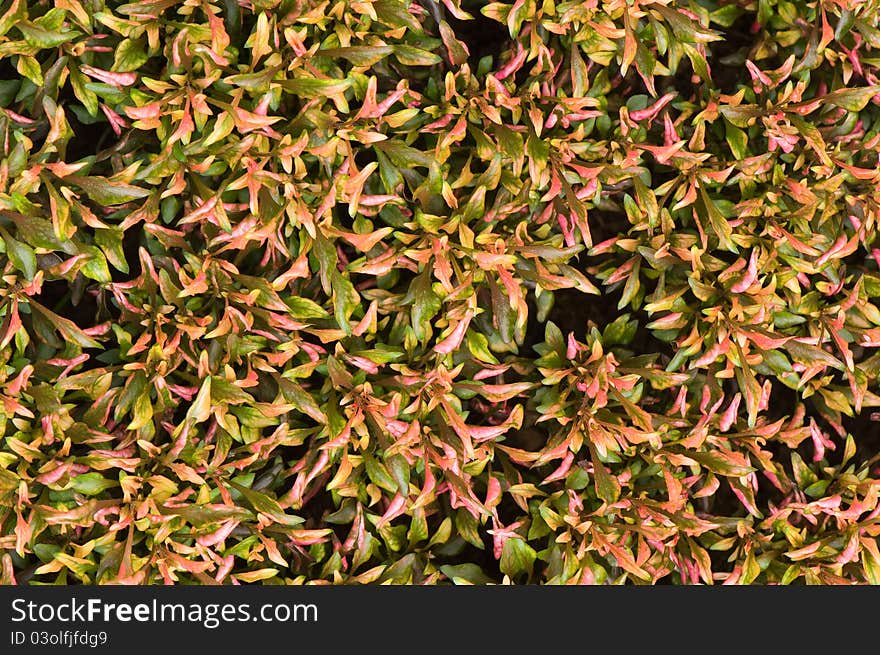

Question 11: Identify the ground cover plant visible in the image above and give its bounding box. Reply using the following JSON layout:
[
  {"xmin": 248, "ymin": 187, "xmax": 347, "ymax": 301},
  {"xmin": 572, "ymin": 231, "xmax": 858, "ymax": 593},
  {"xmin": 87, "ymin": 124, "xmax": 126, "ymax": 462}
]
[{"xmin": 1, "ymin": 0, "xmax": 880, "ymax": 585}]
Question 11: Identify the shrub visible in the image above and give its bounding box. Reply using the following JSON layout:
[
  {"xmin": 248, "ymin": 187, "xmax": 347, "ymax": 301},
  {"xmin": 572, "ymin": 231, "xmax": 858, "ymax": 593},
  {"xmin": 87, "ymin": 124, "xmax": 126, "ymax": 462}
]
[{"xmin": 1, "ymin": 0, "xmax": 880, "ymax": 585}]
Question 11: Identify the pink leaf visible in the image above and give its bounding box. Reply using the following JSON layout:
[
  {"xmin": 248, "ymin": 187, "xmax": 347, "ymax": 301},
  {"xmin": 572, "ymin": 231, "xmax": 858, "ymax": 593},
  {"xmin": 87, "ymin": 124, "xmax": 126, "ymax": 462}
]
[
  {"xmin": 434, "ymin": 313, "xmax": 472, "ymax": 354},
  {"xmin": 377, "ymin": 494, "xmax": 407, "ymax": 528},
  {"xmin": 80, "ymin": 66, "xmax": 137, "ymax": 87},
  {"xmin": 629, "ymin": 93, "xmax": 676, "ymax": 122}
]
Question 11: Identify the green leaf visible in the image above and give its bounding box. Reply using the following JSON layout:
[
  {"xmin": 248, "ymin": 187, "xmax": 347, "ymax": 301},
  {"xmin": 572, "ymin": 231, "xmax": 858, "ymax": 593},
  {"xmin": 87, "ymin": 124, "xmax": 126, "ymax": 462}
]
[
  {"xmin": 71, "ymin": 473, "xmax": 118, "ymax": 496},
  {"xmin": 773, "ymin": 311, "xmax": 806, "ymax": 329},
  {"xmin": 526, "ymin": 133, "xmax": 549, "ymax": 165},
  {"xmin": 280, "ymin": 77, "xmax": 354, "ymax": 98},
  {"xmin": 603, "ymin": 313, "xmax": 638, "ymax": 346},
  {"xmin": 467, "ymin": 330, "xmax": 499, "ymax": 364},
  {"xmin": 500, "ymin": 537, "xmax": 536, "ymax": 579},
  {"xmin": 163, "ymin": 505, "xmax": 252, "ymax": 527},
  {"xmin": 699, "ymin": 185, "xmax": 736, "ymax": 252},
  {"xmin": 16, "ymin": 55, "xmax": 43, "ymax": 86},
  {"xmin": 589, "ymin": 443, "xmax": 620, "ymax": 504},
  {"xmin": 373, "ymin": 0, "xmax": 422, "ymax": 31},
  {"xmin": 440, "ymin": 563, "xmax": 494, "ymax": 585},
  {"xmin": 0, "ymin": 0, "xmax": 25, "ymax": 38},
  {"xmin": 127, "ymin": 390, "xmax": 153, "ymax": 430},
  {"xmin": 7, "ymin": 213, "xmax": 74, "ymax": 254},
  {"xmin": 331, "ymin": 269, "xmax": 359, "ymax": 334},
  {"xmin": 725, "ymin": 119, "xmax": 748, "ymax": 159},
  {"xmin": 278, "ymin": 378, "xmax": 326, "ymax": 423},
  {"xmin": 28, "ymin": 300, "xmax": 102, "ymax": 349},
  {"xmin": 374, "ymin": 140, "xmax": 434, "ymax": 169},
  {"xmin": 17, "ymin": 22, "xmax": 77, "ymax": 48},
  {"xmin": 78, "ymin": 245, "xmax": 113, "ymax": 283},
  {"xmin": 95, "ymin": 228, "xmax": 129, "ymax": 273},
  {"xmin": 862, "ymin": 546, "xmax": 880, "ymax": 585},
  {"xmin": 286, "ymin": 296, "xmax": 329, "ymax": 319},
  {"xmin": 312, "ymin": 230, "xmax": 336, "ymax": 294},
  {"xmin": 113, "ymin": 37, "xmax": 150, "ymax": 72},
  {"xmin": 228, "ymin": 480, "xmax": 304, "ymax": 527},
  {"xmin": 784, "ymin": 340, "xmax": 845, "ymax": 371},
  {"xmin": 317, "ymin": 46, "xmax": 393, "ymax": 66},
  {"xmin": 824, "ymin": 85, "xmax": 880, "ymax": 112},
  {"xmin": 617, "ymin": 257, "xmax": 642, "ymax": 310},
  {"xmin": 393, "ymin": 45, "xmax": 442, "ymax": 66},
  {"xmin": 652, "ymin": 4, "xmax": 721, "ymax": 43},
  {"xmin": 409, "ymin": 271, "xmax": 441, "ymax": 342},
  {"xmin": 69, "ymin": 64, "xmax": 99, "ymax": 116},
  {"xmin": 790, "ymin": 452, "xmax": 818, "ymax": 489},
  {"xmin": 364, "ymin": 454, "xmax": 399, "ymax": 494},
  {"xmin": 1, "ymin": 229, "xmax": 36, "ymax": 280},
  {"xmin": 835, "ymin": 10, "xmax": 855, "ymax": 40},
  {"xmin": 64, "ymin": 175, "xmax": 151, "ymax": 206},
  {"xmin": 685, "ymin": 450, "xmax": 755, "ymax": 477},
  {"xmin": 733, "ymin": 342, "xmax": 761, "ymax": 428}
]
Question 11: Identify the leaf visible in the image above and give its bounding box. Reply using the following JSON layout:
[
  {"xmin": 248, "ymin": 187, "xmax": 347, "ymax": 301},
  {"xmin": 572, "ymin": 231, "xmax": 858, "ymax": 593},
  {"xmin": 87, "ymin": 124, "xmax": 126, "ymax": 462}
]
[
  {"xmin": 699, "ymin": 186, "xmax": 736, "ymax": 252},
  {"xmin": 64, "ymin": 175, "xmax": 151, "ymax": 206},
  {"xmin": 500, "ymin": 538, "xmax": 536, "ymax": 579},
  {"xmin": 232, "ymin": 568, "xmax": 278, "ymax": 583},
  {"xmin": 28, "ymin": 300, "xmax": 101, "ymax": 348},
  {"xmin": 317, "ymin": 46, "xmax": 394, "ymax": 66},
  {"xmin": 393, "ymin": 45, "xmax": 442, "ymax": 66},
  {"xmin": 69, "ymin": 64, "xmax": 99, "ymax": 116},
  {"xmin": 835, "ymin": 9, "xmax": 855, "ymax": 40},
  {"xmin": 7, "ymin": 213, "xmax": 75, "ymax": 254},
  {"xmin": 683, "ymin": 450, "xmax": 755, "ymax": 477},
  {"xmin": 364, "ymin": 455, "xmax": 398, "ymax": 494},
  {"xmin": 1, "ymin": 229, "xmax": 36, "ymax": 281},
  {"xmin": 652, "ymin": 4, "xmax": 721, "ymax": 43},
  {"xmin": 373, "ymin": 0, "xmax": 422, "ymax": 31},
  {"xmin": 823, "ymin": 85, "xmax": 880, "ymax": 112},
  {"xmin": 467, "ymin": 330, "xmax": 499, "ymax": 364},
  {"xmin": 113, "ymin": 37, "xmax": 150, "ymax": 72},
  {"xmin": 278, "ymin": 379, "xmax": 326, "ymax": 423},
  {"xmin": 588, "ymin": 443, "xmax": 620, "ymax": 504},
  {"xmin": 312, "ymin": 230, "xmax": 337, "ymax": 294},
  {"xmin": 286, "ymin": 296, "xmax": 329, "ymax": 319},
  {"xmin": 78, "ymin": 245, "xmax": 113, "ymax": 283},
  {"xmin": 127, "ymin": 389, "xmax": 153, "ymax": 430},
  {"xmin": 331, "ymin": 269, "xmax": 359, "ymax": 334},
  {"xmin": 228, "ymin": 480, "xmax": 304, "ymax": 527},
  {"xmin": 161, "ymin": 504, "xmax": 251, "ymax": 527},
  {"xmin": 17, "ymin": 22, "xmax": 77, "ymax": 48},
  {"xmin": 861, "ymin": 540, "xmax": 880, "ymax": 585},
  {"xmin": 725, "ymin": 119, "xmax": 748, "ymax": 159},
  {"xmin": 79, "ymin": 65, "xmax": 137, "ymax": 87},
  {"xmin": 409, "ymin": 271, "xmax": 441, "ymax": 342},
  {"xmin": 95, "ymin": 228, "xmax": 129, "ymax": 273},
  {"xmin": 621, "ymin": 13, "xmax": 637, "ymax": 75},
  {"xmin": 71, "ymin": 473, "xmax": 118, "ymax": 496},
  {"xmin": 0, "ymin": 0, "xmax": 24, "ymax": 38},
  {"xmin": 784, "ymin": 340, "xmax": 845, "ymax": 371},
  {"xmin": 618, "ymin": 256, "xmax": 641, "ymax": 310},
  {"xmin": 440, "ymin": 563, "xmax": 494, "ymax": 585},
  {"xmin": 280, "ymin": 77, "xmax": 354, "ymax": 98},
  {"xmin": 526, "ymin": 133, "xmax": 549, "ymax": 184},
  {"xmin": 374, "ymin": 140, "xmax": 434, "ymax": 169},
  {"xmin": 187, "ymin": 377, "xmax": 212, "ymax": 423},
  {"xmin": 733, "ymin": 341, "xmax": 761, "ymax": 428},
  {"xmin": 439, "ymin": 20, "xmax": 469, "ymax": 66},
  {"xmin": 16, "ymin": 55, "xmax": 43, "ymax": 86},
  {"xmin": 603, "ymin": 313, "xmax": 638, "ymax": 346},
  {"xmin": 234, "ymin": 568, "xmax": 279, "ymax": 583}
]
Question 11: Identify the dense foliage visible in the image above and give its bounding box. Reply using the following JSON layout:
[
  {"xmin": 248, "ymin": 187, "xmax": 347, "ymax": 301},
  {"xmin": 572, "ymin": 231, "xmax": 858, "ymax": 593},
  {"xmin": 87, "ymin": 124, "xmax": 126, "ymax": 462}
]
[{"xmin": 1, "ymin": 0, "xmax": 880, "ymax": 585}]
